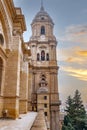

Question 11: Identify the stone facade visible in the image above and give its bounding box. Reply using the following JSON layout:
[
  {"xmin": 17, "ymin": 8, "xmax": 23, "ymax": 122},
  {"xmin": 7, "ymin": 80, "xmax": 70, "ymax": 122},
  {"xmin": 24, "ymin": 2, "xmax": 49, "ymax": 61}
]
[
  {"xmin": 0, "ymin": 0, "xmax": 30, "ymax": 119},
  {"xmin": 28, "ymin": 5, "xmax": 60, "ymax": 130},
  {"xmin": 0, "ymin": 1, "xmax": 60, "ymax": 129}
]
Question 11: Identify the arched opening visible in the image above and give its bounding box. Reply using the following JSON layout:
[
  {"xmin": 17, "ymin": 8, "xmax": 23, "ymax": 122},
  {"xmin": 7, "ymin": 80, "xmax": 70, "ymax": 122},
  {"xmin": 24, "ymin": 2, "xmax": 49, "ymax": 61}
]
[
  {"xmin": 41, "ymin": 74, "xmax": 46, "ymax": 80},
  {"xmin": 41, "ymin": 26, "xmax": 45, "ymax": 35},
  {"xmin": 46, "ymin": 53, "xmax": 49, "ymax": 61},
  {"xmin": 41, "ymin": 50, "xmax": 45, "ymax": 61},
  {"xmin": 37, "ymin": 53, "xmax": 40, "ymax": 61},
  {"xmin": 0, "ymin": 33, "xmax": 4, "ymax": 46},
  {"xmin": 0, "ymin": 57, "xmax": 3, "ymax": 93},
  {"xmin": 0, "ymin": 12, "xmax": 9, "ymax": 48}
]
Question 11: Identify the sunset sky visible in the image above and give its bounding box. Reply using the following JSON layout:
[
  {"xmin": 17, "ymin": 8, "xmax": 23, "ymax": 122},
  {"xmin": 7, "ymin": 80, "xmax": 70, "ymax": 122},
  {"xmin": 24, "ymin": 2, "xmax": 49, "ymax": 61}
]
[{"xmin": 13, "ymin": 0, "xmax": 87, "ymax": 108}]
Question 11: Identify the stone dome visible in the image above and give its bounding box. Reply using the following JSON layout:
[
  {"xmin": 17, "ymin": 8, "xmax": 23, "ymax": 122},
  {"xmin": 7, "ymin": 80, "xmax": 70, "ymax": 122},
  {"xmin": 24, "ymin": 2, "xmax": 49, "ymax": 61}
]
[{"xmin": 31, "ymin": 6, "xmax": 54, "ymax": 25}]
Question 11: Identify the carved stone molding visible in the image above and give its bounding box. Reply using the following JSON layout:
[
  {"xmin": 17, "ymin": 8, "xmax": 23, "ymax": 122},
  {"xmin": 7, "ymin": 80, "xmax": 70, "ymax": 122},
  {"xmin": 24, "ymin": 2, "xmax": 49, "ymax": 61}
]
[
  {"xmin": 0, "ymin": 1, "xmax": 12, "ymax": 48},
  {"xmin": 12, "ymin": 29, "xmax": 22, "ymax": 36}
]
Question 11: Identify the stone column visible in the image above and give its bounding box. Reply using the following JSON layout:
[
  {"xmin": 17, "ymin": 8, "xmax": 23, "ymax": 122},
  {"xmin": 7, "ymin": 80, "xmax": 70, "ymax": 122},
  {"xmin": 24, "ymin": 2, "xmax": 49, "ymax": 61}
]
[
  {"xmin": 50, "ymin": 72, "xmax": 55, "ymax": 103},
  {"xmin": 53, "ymin": 45, "xmax": 56, "ymax": 61},
  {"xmin": 54, "ymin": 73, "xmax": 59, "ymax": 102},
  {"xmin": 0, "ymin": 57, "xmax": 5, "ymax": 117},
  {"xmin": 56, "ymin": 111, "xmax": 60, "ymax": 130},
  {"xmin": 31, "ymin": 44, "xmax": 37, "ymax": 65},
  {"xmin": 32, "ymin": 72, "xmax": 36, "ymax": 93},
  {"xmin": 31, "ymin": 72, "xmax": 37, "ymax": 111},
  {"xmin": 28, "ymin": 66, "xmax": 32, "ymax": 111},
  {"xmin": 50, "ymin": 107, "xmax": 60, "ymax": 130},
  {"xmin": 51, "ymin": 45, "xmax": 54, "ymax": 61},
  {"xmin": 51, "ymin": 111, "xmax": 55, "ymax": 130},
  {"xmin": 4, "ymin": 35, "xmax": 21, "ymax": 119},
  {"xmin": 19, "ymin": 61, "xmax": 28, "ymax": 114},
  {"xmin": 49, "ymin": 45, "xmax": 52, "ymax": 61}
]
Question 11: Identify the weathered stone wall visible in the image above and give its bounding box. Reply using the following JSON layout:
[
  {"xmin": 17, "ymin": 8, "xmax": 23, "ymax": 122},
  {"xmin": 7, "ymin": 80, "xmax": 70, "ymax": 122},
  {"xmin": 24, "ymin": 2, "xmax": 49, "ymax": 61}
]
[
  {"xmin": 0, "ymin": 0, "xmax": 28, "ymax": 119},
  {"xmin": 37, "ymin": 94, "xmax": 50, "ymax": 123},
  {"xmin": 4, "ymin": 45, "xmax": 21, "ymax": 118}
]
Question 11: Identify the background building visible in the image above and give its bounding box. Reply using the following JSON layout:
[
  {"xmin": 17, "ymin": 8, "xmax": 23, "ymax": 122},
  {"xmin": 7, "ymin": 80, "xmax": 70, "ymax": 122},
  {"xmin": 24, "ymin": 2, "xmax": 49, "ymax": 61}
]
[
  {"xmin": 28, "ymin": 5, "xmax": 60, "ymax": 130},
  {"xmin": 0, "ymin": 0, "xmax": 60, "ymax": 129}
]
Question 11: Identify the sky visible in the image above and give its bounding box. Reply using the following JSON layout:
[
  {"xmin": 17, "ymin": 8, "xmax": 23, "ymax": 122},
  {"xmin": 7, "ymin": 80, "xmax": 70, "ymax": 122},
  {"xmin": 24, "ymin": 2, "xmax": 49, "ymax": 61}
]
[{"xmin": 13, "ymin": 0, "xmax": 87, "ymax": 109}]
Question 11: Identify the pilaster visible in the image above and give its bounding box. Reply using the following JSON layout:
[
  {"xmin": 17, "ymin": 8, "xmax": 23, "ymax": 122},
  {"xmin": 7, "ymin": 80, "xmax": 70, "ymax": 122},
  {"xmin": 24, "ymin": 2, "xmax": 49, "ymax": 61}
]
[
  {"xmin": 50, "ymin": 105, "xmax": 60, "ymax": 130},
  {"xmin": 3, "ymin": 35, "xmax": 21, "ymax": 119},
  {"xmin": 19, "ymin": 61, "xmax": 28, "ymax": 114}
]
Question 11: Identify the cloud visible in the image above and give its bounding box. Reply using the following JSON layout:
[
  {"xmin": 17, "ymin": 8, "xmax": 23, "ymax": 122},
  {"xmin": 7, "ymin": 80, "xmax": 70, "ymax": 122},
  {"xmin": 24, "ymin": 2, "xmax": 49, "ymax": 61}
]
[
  {"xmin": 58, "ymin": 46, "xmax": 87, "ymax": 65},
  {"xmin": 66, "ymin": 57, "xmax": 84, "ymax": 63},
  {"xmin": 57, "ymin": 47, "xmax": 76, "ymax": 62},
  {"xmin": 58, "ymin": 24, "xmax": 87, "ymax": 65},
  {"xmin": 76, "ymin": 50, "xmax": 87, "ymax": 57},
  {"xmin": 57, "ymin": 48, "xmax": 68, "ymax": 62},
  {"xmin": 61, "ymin": 66, "xmax": 87, "ymax": 81},
  {"xmin": 66, "ymin": 25, "xmax": 87, "ymax": 35},
  {"xmin": 65, "ymin": 49, "xmax": 87, "ymax": 64},
  {"xmin": 58, "ymin": 24, "xmax": 87, "ymax": 44}
]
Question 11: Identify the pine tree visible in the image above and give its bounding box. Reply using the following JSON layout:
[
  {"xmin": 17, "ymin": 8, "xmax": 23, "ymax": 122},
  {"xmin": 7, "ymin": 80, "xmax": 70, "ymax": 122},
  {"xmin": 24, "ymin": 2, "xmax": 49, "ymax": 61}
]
[
  {"xmin": 62, "ymin": 96, "xmax": 75, "ymax": 130},
  {"xmin": 62, "ymin": 90, "xmax": 87, "ymax": 130},
  {"xmin": 65, "ymin": 96, "xmax": 75, "ymax": 119},
  {"xmin": 72, "ymin": 90, "xmax": 87, "ymax": 130}
]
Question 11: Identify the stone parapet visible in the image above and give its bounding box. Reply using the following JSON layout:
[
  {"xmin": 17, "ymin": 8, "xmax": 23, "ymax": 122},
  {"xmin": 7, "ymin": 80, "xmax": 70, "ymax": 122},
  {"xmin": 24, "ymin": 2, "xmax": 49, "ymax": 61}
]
[{"xmin": 30, "ymin": 110, "xmax": 48, "ymax": 130}]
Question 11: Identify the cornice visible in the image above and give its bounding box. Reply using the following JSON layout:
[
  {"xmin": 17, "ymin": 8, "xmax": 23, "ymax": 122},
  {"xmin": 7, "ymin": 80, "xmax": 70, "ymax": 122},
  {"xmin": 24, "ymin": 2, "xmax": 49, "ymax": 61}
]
[
  {"xmin": 3, "ymin": 96, "xmax": 20, "ymax": 99},
  {"xmin": 13, "ymin": 8, "xmax": 26, "ymax": 32},
  {"xmin": 4, "ymin": 0, "xmax": 26, "ymax": 32},
  {"xmin": 4, "ymin": 0, "xmax": 16, "ymax": 21},
  {"xmin": 32, "ymin": 66, "xmax": 59, "ymax": 70}
]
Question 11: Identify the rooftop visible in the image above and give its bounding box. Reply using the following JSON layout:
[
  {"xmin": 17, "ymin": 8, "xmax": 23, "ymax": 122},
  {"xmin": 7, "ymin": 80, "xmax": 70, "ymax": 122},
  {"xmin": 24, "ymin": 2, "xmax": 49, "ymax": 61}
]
[
  {"xmin": 31, "ymin": 4, "xmax": 54, "ymax": 25},
  {"xmin": 0, "ymin": 112, "xmax": 37, "ymax": 130}
]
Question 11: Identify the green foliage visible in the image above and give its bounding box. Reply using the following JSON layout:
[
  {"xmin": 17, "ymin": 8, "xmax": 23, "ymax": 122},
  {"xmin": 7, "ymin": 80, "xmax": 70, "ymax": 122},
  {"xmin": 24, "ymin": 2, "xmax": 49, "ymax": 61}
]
[
  {"xmin": 62, "ymin": 115, "xmax": 75, "ymax": 130},
  {"xmin": 62, "ymin": 90, "xmax": 87, "ymax": 130}
]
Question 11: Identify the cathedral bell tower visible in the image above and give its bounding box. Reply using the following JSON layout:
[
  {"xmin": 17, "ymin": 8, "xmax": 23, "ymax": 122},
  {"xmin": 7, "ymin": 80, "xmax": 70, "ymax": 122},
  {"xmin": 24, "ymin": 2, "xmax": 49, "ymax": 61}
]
[{"xmin": 28, "ymin": 4, "xmax": 60, "ymax": 130}]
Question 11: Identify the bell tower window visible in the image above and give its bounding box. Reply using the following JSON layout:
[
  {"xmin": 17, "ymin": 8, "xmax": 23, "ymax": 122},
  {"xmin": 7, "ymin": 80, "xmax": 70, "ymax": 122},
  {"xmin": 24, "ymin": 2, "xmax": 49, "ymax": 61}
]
[
  {"xmin": 46, "ymin": 53, "xmax": 49, "ymax": 61},
  {"xmin": 37, "ymin": 53, "xmax": 40, "ymax": 61},
  {"xmin": 0, "ymin": 57, "xmax": 3, "ymax": 94},
  {"xmin": 41, "ymin": 26, "xmax": 45, "ymax": 35},
  {"xmin": 0, "ymin": 34, "xmax": 4, "ymax": 46},
  {"xmin": 41, "ymin": 50, "xmax": 45, "ymax": 61}
]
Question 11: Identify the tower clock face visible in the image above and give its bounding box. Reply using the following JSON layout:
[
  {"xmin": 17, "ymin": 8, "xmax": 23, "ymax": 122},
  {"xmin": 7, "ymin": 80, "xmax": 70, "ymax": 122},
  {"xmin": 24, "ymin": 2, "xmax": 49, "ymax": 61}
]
[{"xmin": 40, "ymin": 35, "xmax": 46, "ymax": 41}]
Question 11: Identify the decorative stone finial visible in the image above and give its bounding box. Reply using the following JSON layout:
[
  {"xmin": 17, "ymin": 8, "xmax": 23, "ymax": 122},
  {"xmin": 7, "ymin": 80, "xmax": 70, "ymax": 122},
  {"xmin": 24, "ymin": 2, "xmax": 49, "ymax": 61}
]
[{"xmin": 40, "ymin": 0, "xmax": 44, "ymax": 11}]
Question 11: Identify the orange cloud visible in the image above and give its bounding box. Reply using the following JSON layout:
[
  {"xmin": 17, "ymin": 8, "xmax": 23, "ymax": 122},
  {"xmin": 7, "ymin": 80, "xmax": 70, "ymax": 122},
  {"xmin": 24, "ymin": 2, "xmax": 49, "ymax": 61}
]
[
  {"xmin": 57, "ymin": 48, "xmax": 75, "ymax": 62},
  {"xmin": 66, "ymin": 57, "xmax": 84, "ymax": 63},
  {"xmin": 58, "ymin": 46, "xmax": 87, "ymax": 64},
  {"xmin": 61, "ymin": 66, "xmax": 87, "ymax": 81},
  {"xmin": 77, "ymin": 51, "xmax": 87, "ymax": 57}
]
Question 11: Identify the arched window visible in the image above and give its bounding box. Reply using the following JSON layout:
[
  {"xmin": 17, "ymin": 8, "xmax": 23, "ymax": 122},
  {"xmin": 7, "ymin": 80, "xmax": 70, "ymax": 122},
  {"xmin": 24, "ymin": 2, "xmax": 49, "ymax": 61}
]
[
  {"xmin": 42, "ymin": 74, "xmax": 45, "ymax": 78},
  {"xmin": 46, "ymin": 53, "xmax": 49, "ymax": 61},
  {"xmin": 0, "ymin": 57, "xmax": 3, "ymax": 93},
  {"xmin": 37, "ymin": 53, "xmax": 40, "ymax": 61},
  {"xmin": 42, "ymin": 75, "xmax": 45, "ymax": 81},
  {"xmin": 41, "ymin": 26, "xmax": 45, "ymax": 35},
  {"xmin": 41, "ymin": 50, "xmax": 45, "ymax": 61},
  {"xmin": 0, "ymin": 34, "xmax": 4, "ymax": 46}
]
